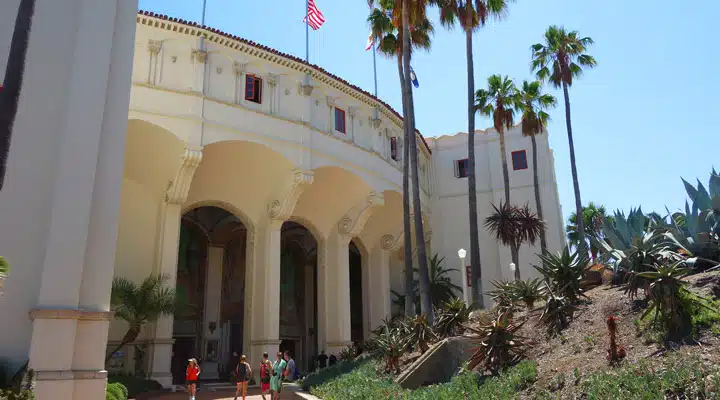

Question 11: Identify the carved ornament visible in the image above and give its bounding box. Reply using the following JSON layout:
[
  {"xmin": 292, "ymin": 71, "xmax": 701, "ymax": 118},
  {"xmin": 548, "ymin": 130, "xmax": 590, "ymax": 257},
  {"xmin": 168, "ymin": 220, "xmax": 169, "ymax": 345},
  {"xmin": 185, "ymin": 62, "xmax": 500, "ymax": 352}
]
[{"xmin": 166, "ymin": 148, "xmax": 203, "ymax": 205}]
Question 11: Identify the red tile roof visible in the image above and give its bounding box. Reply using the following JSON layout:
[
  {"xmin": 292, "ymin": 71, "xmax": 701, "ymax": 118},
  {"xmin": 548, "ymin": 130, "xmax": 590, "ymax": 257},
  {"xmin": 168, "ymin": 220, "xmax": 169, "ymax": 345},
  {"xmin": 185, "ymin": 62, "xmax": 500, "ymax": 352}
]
[{"xmin": 137, "ymin": 10, "xmax": 431, "ymax": 154}]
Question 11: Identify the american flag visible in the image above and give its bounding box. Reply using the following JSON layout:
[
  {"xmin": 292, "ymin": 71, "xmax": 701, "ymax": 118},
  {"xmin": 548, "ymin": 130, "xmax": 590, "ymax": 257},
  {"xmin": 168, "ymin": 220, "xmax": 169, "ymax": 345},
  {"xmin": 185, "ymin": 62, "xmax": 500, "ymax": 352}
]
[
  {"xmin": 365, "ymin": 32, "xmax": 375, "ymax": 51},
  {"xmin": 302, "ymin": 0, "xmax": 326, "ymax": 30}
]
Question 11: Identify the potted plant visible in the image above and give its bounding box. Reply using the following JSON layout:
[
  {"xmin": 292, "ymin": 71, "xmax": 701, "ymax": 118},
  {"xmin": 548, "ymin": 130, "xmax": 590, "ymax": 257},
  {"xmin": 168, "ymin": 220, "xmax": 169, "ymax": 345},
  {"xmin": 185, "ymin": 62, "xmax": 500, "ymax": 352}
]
[{"xmin": 0, "ymin": 256, "xmax": 8, "ymax": 297}]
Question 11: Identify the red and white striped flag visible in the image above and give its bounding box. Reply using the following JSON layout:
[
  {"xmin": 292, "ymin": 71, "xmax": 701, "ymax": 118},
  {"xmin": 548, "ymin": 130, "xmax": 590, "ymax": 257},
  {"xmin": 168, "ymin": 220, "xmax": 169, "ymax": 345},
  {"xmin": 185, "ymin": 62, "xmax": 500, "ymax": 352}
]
[
  {"xmin": 302, "ymin": 0, "xmax": 326, "ymax": 30},
  {"xmin": 365, "ymin": 32, "xmax": 375, "ymax": 51}
]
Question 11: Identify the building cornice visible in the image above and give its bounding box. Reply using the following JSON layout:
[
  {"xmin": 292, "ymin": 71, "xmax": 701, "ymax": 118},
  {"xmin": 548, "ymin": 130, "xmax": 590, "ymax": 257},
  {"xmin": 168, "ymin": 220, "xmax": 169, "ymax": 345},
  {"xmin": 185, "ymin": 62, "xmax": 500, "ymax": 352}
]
[{"xmin": 136, "ymin": 11, "xmax": 432, "ymax": 156}]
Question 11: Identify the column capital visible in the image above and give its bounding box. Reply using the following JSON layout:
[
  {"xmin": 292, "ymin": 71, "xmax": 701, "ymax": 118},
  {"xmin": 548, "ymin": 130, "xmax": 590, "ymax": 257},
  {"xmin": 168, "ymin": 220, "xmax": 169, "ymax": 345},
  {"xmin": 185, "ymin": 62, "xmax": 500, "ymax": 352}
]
[
  {"xmin": 266, "ymin": 169, "xmax": 314, "ymax": 220},
  {"xmin": 166, "ymin": 147, "xmax": 203, "ymax": 205},
  {"xmin": 191, "ymin": 48, "xmax": 207, "ymax": 63},
  {"xmin": 147, "ymin": 39, "xmax": 162, "ymax": 55},
  {"xmin": 337, "ymin": 192, "xmax": 384, "ymax": 236},
  {"xmin": 232, "ymin": 61, "xmax": 248, "ymax": 76},
  {"xmin": 380, "ymin": 228, "xmax": 404, "ymax": 251}
]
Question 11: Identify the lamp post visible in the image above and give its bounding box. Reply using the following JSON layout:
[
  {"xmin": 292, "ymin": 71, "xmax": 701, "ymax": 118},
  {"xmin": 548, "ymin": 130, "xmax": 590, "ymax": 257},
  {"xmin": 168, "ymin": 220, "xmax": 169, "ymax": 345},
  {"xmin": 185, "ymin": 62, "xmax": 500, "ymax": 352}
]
[
  {"xmin": 458, "ymin": 248, "xmax": 469, "ymax": 306},
  {"xmin": 509, "ymin": 263, "xmax": 516, "ymax": 280}
]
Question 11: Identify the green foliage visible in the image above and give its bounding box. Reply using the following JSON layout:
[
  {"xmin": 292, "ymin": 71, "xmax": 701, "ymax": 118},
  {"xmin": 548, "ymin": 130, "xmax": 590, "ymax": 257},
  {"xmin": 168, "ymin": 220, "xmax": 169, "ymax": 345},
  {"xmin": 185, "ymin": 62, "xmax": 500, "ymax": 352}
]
[
  {"xmin": 301, "ymin": 358, "xmax": 368, "ymax": 392},
  {"xmin": 309, "ymin": 356, "xmax": 538, "ymax": 400},
  {"xmin": 338, "ymin": 344, "xmax": 358, "ymax": 362},
  {"xmin": 475, "ymin": 75, "xmax": 518, "ymax": 134},
  {"xmin": 403, "ymin": 314, "xmax": 438, "ymax": 353},
  {"xmin": 580, "ymin": 355, "xmax": 718, "ymax": 399},
  {"xmin": 0, "ymin": 257, "xmax": 8, "ymax": 275},
  {"xmin": 484, "ymin": 202, "xmax": 546, "ymax": 258},
  {"xmin": 423, "ymin": 254, "xmax": 462, "ymax": 307},
  {"xmin": 466, "ymin": 310, "xmax": 528, "ymax": 375},
  {"xmin": 369, "ymin": 320, "xmax": 411, "ymax": 374},
  {"xmin": 534, "ymin": 246, "xmax": 589, "ymax": 302},
  {"xmin": 433, "ymin": 298, "xmax": 471, "ymax": 338},
  {"xmin": 106, "ymin": 375, "xmax": 162, "ymax": 398},
  {"xmin": 638, "ymin": 261, "xmax": 692, "ymax": 339},
  {"xmin": 0, "ymin": 362, "xmax": 34, "ymax": 400},
  {"xmin": 539, "ymin": 285, "xmax": 578, "ymax": 336},
  {"xmin": 531, "ymin": 26, "xmax": 597, "ymax": 89},
  {"xmin": 512, "ymin": 278, "xmax": 546, "ymax": 309},
  {"xmin": 565, "ymin": 202, "xmax": 610, "ymax": 259},
  {"xmin": 107, "ymin": 274, "xmax": 177, "ymax": 363},
  {"xmin": 487, "ymin": 280, "xmax": 518, "ymax": 312},
  {"xmin": 105, "ymin": 383, "xmax": 128, "ymax": 400}
]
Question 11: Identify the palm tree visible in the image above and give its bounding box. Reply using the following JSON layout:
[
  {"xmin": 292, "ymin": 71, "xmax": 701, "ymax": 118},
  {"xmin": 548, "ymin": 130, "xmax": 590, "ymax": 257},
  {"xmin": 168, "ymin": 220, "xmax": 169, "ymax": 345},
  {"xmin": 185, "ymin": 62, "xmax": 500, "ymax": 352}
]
[
  {"xmin": 106, "ymin": 274, "xmax": 177, "ymax": 363},
  {"xmin": 531, "ymin": 26, "xmax": 597, "ymax": 258},
  {"xmin": 475, "ymin": 75, "xmax": 518, "ymax": 204},
  {"xmin": 370, "ymin": 0, "xmax": 435, "ymax": 322},
  {"xmin": 566, "ymin": 202, "xmax": 609, "ymax": 261},
  {"xmin": 435, "ymin": 0, "xmax": 510, "ymax": 310},
  {"xmin": 415, "ymin": 254, "xmax": 462, "ymax": 307},
  {"xmin": 0, "ymin": 0, "xmax": 37, "ymax": 190},
  {"xmin": 516, "ymin": 80, "xmax": 556, "ymax": 255},
  {"xmin": 368, "ymin": 1, "xmax": 433, "ymax": 317},
  {"xmin": 484, "ymin": 202, "xmax": 545, "ymax": 280}
]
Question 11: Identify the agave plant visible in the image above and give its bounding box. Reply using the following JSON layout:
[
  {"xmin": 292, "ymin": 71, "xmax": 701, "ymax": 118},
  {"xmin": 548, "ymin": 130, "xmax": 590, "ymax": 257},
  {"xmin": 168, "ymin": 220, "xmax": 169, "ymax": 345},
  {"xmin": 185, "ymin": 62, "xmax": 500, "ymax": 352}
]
[
  {"xmin": 638, "ymin": 261, "xmax": 693, "ymax": 339},
  {"xmin": 404, "ymin": 314, "xmax": 437, "ymax": 354},
  {"xmin": 513, "ymin": 278, "xmax": 546, "ymax": 309},
  {"xmin": 466, "ymin": 309, "xmax": 528, "ymax": 375},
  {"xmin": 0, "ymin": 256, "xmax": 8, "ymax": 275},
  {"xmin": 539, "ymin": 284, "xmax": 578, "ymax": 336},
  {"xmin": 371, "ymin": 321, "xmax": 410, "ymax": 374},
  {"xmin": 534, "ymin": 246, "xmax": 590, "ymax": 302},
  {"xmin": 433, "ymin": 298, "xmax": 471, "ymax": 338},
  {"xmin": 338, "ymin": 344, "xmax": 358, "ymax": 362},
  {"xmin": 487, "ymin": 279, "xmax": 519, "ymax": 312}
]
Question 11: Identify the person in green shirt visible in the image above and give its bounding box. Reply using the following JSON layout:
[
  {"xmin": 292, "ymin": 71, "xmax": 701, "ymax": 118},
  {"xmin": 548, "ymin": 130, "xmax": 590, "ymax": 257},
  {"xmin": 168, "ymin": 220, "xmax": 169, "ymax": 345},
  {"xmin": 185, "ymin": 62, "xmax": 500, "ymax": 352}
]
[{"xmin": 270, "ymin": 351, "xmax": 287, "ymax": 399}]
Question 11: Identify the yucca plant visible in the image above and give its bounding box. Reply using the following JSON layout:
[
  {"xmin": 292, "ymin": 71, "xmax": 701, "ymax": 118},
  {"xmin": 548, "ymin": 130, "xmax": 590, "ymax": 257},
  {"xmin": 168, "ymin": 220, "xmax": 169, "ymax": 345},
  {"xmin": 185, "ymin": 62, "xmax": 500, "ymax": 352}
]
[
  {"xmin": 433, "ymin": 298, "xmax": 471, "ymax": 338},
  {"xmin": 513, "ymin": 278, "xmax": 546, "ymax": 309},
  {"xmin": 539, "ymin": 284, "xmax": 578, "ymax": 336},
  {"xmin": 638, "ymin": 261, "xmax": 693, "ymax": 340},
  {"xmin": 404, "ymin": 314, "xmax": 437, "ymax": 354},
  {"xmin": 372, "ymin": 321, "xmax": 410, "ymax": 374},
  {"xmin": 487, "ymin": 279, "xmax": 519, "ymax": 312},
  {"xmin": 338, "ymin": 344, "xmax": 358, "ymax": 362},
  {"xmin": 534, "ymin": 246, "xmax": 590, "ymax": 302},
  {"xmin": 466, "ymin": 309, "xmax": 528, "ymax": 375}
]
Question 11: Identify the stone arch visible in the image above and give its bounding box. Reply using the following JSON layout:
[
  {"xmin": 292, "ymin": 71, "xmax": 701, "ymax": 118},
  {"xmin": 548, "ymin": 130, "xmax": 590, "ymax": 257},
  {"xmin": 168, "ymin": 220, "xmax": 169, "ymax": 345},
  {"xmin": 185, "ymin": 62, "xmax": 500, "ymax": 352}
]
[
  {"xmin": 182, "ymin": 200, "xmax": 255, "ymax": 235},
  {"xmin": 292, "ymin": 166, "xmax": 373, "ymax": 237},
  {"xmin": 185, "ymin": 140, "xmax": 300, "ymax": 226}
]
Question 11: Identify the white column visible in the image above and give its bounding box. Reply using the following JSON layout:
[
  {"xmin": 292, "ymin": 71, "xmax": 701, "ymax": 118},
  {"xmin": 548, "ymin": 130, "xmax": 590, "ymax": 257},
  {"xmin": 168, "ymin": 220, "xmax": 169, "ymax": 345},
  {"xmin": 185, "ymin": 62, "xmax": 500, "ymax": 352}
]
[
  {"xmin": 318, "ymin": 231, "xmax": 352, "ymax": 356},
  {"xmin": 201, "ymin": 246, "xmax": 224, "ymax": 379},
  {"xmin": 248, "ymin": 219, "xmax": 283, "ymax": 367},
  {"xmin": 0, "ymin": 1, "xmax": 141, "ymax": 400},
  {"xmin": 368, "ymin": 245, "xmax": 391, "ymax": 333},
  {"xmin": 147, "ymin": 148, "xmax": 202, "ymax": 387}
]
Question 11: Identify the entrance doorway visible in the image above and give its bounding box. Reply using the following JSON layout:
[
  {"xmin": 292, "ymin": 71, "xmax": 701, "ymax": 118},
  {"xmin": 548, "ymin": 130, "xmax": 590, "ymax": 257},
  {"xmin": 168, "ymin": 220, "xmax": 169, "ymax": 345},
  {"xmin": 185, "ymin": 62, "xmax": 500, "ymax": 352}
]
[{"xmin": 349, "ymin": 240, "xmax": 364, "ymax": 343}]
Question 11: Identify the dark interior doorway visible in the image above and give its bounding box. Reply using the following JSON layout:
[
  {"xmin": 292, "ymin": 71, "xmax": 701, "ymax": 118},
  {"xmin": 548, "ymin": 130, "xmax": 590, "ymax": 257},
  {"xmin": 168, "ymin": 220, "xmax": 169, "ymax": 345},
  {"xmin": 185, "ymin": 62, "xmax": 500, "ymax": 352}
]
[{"xmin": 349, "ymin": 241, "xmax": 363, "ymax": 343}]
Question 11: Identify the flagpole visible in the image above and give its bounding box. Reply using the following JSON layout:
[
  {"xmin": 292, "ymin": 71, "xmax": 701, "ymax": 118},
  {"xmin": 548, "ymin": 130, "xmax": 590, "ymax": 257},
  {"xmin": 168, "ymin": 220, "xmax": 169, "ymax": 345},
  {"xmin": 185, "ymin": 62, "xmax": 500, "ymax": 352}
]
[
  {"xmin": 305, "ymin": 0, "xmax": 310, "ymax": 63},
  {"xmin": 200, "ymin": 0, "xmax": 207, "ymax": 50},
  {"xmin": 372, "ymin": 43, "xmax": 378, "ymax": 97}
]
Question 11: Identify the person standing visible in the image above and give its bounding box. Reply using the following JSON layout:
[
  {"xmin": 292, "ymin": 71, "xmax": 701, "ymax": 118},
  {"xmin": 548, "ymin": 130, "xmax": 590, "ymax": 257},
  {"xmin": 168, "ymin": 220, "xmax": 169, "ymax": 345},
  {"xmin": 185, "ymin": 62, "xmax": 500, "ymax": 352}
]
[
  {"xmin": 317, "ymin": 350, "xmax": 328, "ymax": 370},
  {"xmin": 234, "ymin": 355, "xmax": 252, "ymax": 400},
  {"xmin": 270, "ymin": 351, "xmax": 287, "ymax": 400},
  {"xmin": 186, "ymin": 358, "xmax": 200, "ymax": 400},
  {"xmin": 283, "ymin": 351, "xmax": 296, "ymax": 382},
  {"xmin": 259, "ymin": 352, "xmax": 273, "ymax": 400}
]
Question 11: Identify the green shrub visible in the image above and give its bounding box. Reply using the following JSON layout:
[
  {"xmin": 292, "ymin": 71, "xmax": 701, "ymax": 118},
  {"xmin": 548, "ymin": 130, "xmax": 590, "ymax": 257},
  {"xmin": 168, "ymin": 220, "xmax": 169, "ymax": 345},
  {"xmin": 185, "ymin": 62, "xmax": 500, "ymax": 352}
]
[
  {"xmin": 535, "ymin": 246, "xmax": 590, "ymax": 302},
  {"xmin": 433, "ymin": 298, "xmax": 471, "ymax": 338},
  {"xmin": 107, "ymin": 375, "xmax": 161, "ymax": 398},
  {"xmin": 580, "ymin": 355, "xmax": 718, "ymax": 399},
  {"xmin": 309, "ymin": 360, "xmax": 404, "ymax": 400},
  {"xmin": 466, "ymin": 309, "xmax": 528, "ymax": 375},
  {"xmin": 0, "ymin": 362, "xmax": 34, "ymax": 400},
  {"xmin": 105, "ymin": 383, "xmax": 127, "ymax": 400},
  {"xmin": 301, "ymin": 358, "xmax": 367, "ymax": 392}
]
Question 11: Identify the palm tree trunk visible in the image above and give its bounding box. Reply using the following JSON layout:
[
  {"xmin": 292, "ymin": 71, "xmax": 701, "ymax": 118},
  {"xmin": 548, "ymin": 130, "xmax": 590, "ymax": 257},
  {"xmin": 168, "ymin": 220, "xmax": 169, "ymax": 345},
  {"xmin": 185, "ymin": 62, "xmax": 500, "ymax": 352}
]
[
  {"xmin": 531, "ymin": 134, "xmax": 548, "ymax": 254},
  {"xmin": 465, "ymin": 29, "xmax": 483, "ymax": 309},
  {"xmin": 0, "ymin": 0, "xmax": 36, "ymax": 191},
  {"xmin": 398, "ymin": 54, "xmax": 415, "ymax": 318},
  {"xmin": 498, "ymin": 130, "xmax": 511, "ymax": 204},
  {"xmin": 105, "ymin": 326, "xmax": 141, "ymax": 363},
  {"xmin": 562, "ymin": 81, "xmax": 586, "ymax": 257},
  {"xmin": 401, "ymin": 0, "xmax": 432, "ymax": 323},
  {"xmin": 499, "ymin": 129, "xmax": 519, "ymax": 279}
]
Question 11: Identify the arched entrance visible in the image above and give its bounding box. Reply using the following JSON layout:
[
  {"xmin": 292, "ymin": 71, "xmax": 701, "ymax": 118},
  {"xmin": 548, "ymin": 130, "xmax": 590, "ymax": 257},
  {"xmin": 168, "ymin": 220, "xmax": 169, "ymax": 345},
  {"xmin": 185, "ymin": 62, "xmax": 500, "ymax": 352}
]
[
  {"xmin": 171, "ymin": 206, "xmax": 248, "ymax": 384},
  {"xmin": 279, "ymin": 221, "xmax": 318, "ymax": 375},
  {"xmin": 349, "ymin": 240, "xmax": 364, "ymax": 343}
]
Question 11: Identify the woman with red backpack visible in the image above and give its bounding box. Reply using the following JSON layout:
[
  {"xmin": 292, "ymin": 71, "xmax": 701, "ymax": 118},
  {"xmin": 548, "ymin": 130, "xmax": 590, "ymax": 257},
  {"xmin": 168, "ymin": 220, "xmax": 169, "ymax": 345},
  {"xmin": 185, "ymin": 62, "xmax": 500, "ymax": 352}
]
[{"xmin": 259, "ymin": 352, "xmax": 273, "ymax": 399}]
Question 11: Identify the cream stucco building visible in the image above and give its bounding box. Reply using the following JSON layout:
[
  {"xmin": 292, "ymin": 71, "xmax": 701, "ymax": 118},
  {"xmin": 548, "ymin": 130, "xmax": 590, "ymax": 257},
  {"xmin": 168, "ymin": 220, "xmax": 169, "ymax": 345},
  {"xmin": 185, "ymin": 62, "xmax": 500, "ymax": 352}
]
[{"xmin": 0, "ymin": 3, "xmax": 563, "ymax": 399}]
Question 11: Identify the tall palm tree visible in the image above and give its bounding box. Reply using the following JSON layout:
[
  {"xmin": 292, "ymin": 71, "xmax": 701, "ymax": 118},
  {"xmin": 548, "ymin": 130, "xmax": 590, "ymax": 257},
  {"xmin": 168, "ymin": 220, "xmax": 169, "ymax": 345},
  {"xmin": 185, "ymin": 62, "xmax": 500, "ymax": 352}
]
[
  {"xmin": 484, "ymin": 202, "xmax": 545, "ymax": 280},
  {"xmin": 0, "ymin": 0, "xmax": 37, "ymax": 191},
  {"xmin": 106, "ymin": 274, "xmax": 177, "ymax": 363},
  {"xmin": 370, "ymin": 0, "xmax": 435, "ymax": 322},
  {"xmin": 566, "ymin": 202, "xmax": 609, "ymax": 261},
  {"xmin": 435, "ymin": 0, "xmax": 510, "ymax": 310},
  {"xmin": 531, "ymin": 26, "xmax": 597, "ymax": 258},
  {"xmin": 516, "ymin": 80, "xmax": 556, "ymax": 255},
  {"xmin": 368, "ymin": 1, "xmax": 433, "ymax": 317}
]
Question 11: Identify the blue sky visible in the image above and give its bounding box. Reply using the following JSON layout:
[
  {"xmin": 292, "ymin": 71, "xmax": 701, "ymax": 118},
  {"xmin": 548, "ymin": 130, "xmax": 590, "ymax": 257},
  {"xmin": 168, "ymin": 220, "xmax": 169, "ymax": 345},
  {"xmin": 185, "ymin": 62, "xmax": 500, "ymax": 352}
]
[{"xmin": 138, "ymin": 0, "xmax": 718, "ymax": 224}]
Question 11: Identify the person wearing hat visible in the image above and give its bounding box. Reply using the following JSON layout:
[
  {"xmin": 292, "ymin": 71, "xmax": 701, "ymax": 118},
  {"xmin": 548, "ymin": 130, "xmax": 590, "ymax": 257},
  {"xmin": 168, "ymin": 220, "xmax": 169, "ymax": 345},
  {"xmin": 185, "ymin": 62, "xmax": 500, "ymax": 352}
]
[{"xmin": 186, "ymin": 358, "xmax": 200, "ymax": 400}]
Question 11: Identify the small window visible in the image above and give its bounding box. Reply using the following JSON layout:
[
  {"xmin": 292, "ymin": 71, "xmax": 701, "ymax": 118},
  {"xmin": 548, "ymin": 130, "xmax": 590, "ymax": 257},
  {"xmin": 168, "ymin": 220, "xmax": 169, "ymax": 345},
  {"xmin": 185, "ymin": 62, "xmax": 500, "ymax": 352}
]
[
  {"xmin": 454, "ymin": 158, "xmax": 469, "ymax": 178},
  {"xmin": 390, "ymin": 137, "xmax": 398, "ymax": 161},
  {"xmin": 245, "ymin": 74, "xmax": 262, "ymax": 104},
  {"xmin": 511, "ymin": 150, "xmax": 528, "ymax": 171},
  {"xmin": 334, "ymin": 107, "xmax": 346, "ymax": 134}
]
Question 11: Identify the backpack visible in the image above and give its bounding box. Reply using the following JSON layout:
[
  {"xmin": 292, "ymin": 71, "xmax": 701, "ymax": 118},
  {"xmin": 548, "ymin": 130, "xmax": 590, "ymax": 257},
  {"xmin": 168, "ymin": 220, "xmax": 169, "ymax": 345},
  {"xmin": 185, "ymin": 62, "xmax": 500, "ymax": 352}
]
[
  {"xmin": 237, "ymin": 362, "xmax": 248, "ymax": 380},
  {"xmin": 260, "ymin": 362, "xmax": 271, "ymax": 384}
]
